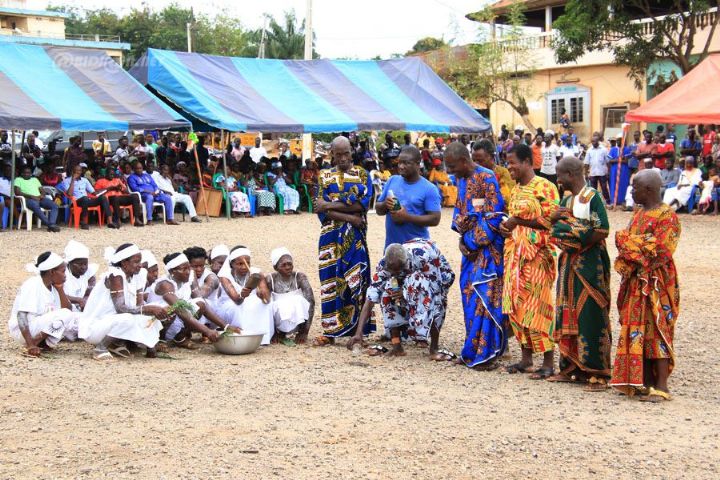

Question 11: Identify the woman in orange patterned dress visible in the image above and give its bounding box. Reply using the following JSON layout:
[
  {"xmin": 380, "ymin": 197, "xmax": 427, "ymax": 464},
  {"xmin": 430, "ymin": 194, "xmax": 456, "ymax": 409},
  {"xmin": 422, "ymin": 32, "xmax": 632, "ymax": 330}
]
[
  {"xmin": 500, "ymin": 144, "xmax": 560, "ymax": 379},
  {"xmin": 610, "ymin": 170, "xmax": 681, "ymax": 402}
]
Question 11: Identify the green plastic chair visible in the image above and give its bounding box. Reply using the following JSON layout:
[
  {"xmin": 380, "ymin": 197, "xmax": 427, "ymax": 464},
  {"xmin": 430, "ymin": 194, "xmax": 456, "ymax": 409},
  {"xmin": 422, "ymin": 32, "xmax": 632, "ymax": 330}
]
[
  {"xmin": 212, "ymin": 173, "xmax": 232, "ymax": 218},
  {"xmin": 292, "ymin": 170, "xmax": 312, "ymax": 213},
  {"xmin": 263, "ymin": 172, "xmax": 285, "ymax": 214}
]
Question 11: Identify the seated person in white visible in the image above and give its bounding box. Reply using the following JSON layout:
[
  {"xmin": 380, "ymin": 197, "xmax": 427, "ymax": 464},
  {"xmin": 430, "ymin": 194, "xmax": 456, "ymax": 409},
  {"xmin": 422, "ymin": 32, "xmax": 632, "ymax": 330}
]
[
  {"xmin": 267, "ymin": 247, "xmax": 315, "ymax": 346},
  {"xmin": 216, "ymin": 246, "xmax": 274, "ymax": 345},
  {"xmin": 184, "ymin": 246, "xmax": 223, "ymax": 343},
  {"xmin": 147, "ymin": 252, "xmax": 238, "ymax": 349},
  {"xmin": 139, "ymin": 249, "xmax": 159, "ymax": 302},
  {"xmin": 209, "ymin": 244, "xmax": 229, "ymax": 275},
  {"xmin": 63, "ymin": 240, "xmax": 98, "ymax": 316},
  {"xmin": 8, "ymin": 252, "xmax": 80, "ymax": 357},
  {"xmin": 151, "ymin": 164, "xmax": 202, "ymax": 223},
  {"xmin": 79, "ymin": 244, "xmax": 168, "ymax": 361},
  {"xmin": 663, "ymin": 156, "xmax": 703, "ymax": 210}
]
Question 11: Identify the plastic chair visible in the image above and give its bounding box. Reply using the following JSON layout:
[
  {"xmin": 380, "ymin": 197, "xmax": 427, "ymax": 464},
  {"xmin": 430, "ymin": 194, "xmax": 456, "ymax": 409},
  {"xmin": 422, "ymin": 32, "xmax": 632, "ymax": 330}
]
[
  {"xmin": 1, "ymin": 204, "xmax": 8, "ymax": 229},
  {"xmin": 65, "ymin": 194, "xmax": 103, "ymax": 229},
  {"xmin": 264, "ymin": 173, "xmax": 285, "ymax": 214},
  {"xmin": 16, "ymin": 196, "xmax": 48, "ymax": 231},
  {"xmin": 131, "ymin": 192, "xmax": 166, "ymax": 225},
  {"xmin": 292, "ymin": 170, "xmax": 312, "ymax": 213},
  {"xmin": 239, "ymin": 185, "xmax": 256, "ymax": 217}
]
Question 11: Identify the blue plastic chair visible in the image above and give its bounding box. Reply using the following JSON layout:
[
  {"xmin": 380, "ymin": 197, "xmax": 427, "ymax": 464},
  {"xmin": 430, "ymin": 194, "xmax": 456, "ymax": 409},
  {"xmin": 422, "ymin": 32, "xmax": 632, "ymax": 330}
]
[{"xmin": 1, "ymin": 204, "xmax": 8, "ymax": 229}]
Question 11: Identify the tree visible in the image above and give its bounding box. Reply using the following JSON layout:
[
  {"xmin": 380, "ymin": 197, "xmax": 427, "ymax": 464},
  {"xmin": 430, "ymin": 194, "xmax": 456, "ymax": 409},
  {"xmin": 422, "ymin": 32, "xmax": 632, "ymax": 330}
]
[
  {"xmin": 252, "ymin": 10, "xmax": 317, "ymax": 59},
  {"xmin": 553, "ymin": 0, "xmax": 720, "ymax": 88},
  {"xmin": 406, "ymin": 37, "xmax": 447, "ymax": 55},
  {"xmin": 442, "ymin": 1, "xmax": 537, "ymax": 131}
]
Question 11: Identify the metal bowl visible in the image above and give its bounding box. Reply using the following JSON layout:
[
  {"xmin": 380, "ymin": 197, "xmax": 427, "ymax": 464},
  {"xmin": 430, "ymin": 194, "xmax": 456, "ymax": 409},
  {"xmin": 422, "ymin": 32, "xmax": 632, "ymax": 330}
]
[{"xmin": 213, "ymin": 333, "xmax": 264, "ymax": 355}]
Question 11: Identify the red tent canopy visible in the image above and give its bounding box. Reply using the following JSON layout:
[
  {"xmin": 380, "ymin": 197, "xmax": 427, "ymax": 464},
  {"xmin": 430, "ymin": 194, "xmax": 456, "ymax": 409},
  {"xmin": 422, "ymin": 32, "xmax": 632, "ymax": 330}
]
[{"xmin": 626, "ymin": 54, "xmax": 720, "ymax": 124}]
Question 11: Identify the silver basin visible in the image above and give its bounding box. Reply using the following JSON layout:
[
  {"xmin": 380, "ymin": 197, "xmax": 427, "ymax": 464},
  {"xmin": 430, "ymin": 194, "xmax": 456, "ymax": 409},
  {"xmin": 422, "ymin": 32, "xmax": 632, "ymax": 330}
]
[{"xmin": 213, "ymin": 333, "xmax": 263, "ymax": 355}]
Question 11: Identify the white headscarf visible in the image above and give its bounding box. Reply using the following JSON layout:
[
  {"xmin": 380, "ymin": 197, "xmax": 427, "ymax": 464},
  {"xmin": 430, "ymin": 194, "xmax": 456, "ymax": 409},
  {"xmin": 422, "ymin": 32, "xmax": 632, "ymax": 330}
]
[
  {"xmin": 218, "ymin": 247, "xmax": 251, "ymax": 280},
  {"xmin": 25, "ymin": 252, "xmax": 64, "ymax": 274},
  {"xmin": 165, "ymin": 253, "xmax": 189, "ymax": 271},
  {"xmin": 104, "ymin": 244, "xmax": 141, "ymax": 266},
  {"xmin": 140, "ymin": 249, "xmax": 158, "ymax": 268},
  {"xmin": 210, "ymin": 244, "xmax": 230, "ymax": 260},
  {"xmin": 270, "ymin": 247, "xmax": 291, "ymax": 268},
  {"xmin": 64, "ymin": 240, "xmax": 90, "ymax": 262}
]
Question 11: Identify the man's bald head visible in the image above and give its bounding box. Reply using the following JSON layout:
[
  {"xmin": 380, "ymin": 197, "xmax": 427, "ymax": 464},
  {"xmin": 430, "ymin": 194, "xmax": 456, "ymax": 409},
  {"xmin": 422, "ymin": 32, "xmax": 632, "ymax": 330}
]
[
  {"xmin": 331, "ymin": 135, "xmax": 351, "ymax": 151},
  {"xmin": 556, "ymin": 156, "xmax": 584, "ymax": 175},
  {"xmin": 331, "ymin": 135, "xmax": 353, "ymax": 171},
  {"xmin": 634, "ymin": 169, "xmax": 663, "ymax": 191},
  {"xmin": 444, "ymin": 141, "xmax": 470, "ymax": 162}
]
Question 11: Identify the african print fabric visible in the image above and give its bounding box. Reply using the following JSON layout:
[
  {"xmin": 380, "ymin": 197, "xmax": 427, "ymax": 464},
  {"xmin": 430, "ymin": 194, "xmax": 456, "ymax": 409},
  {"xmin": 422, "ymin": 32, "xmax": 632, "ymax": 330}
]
[
  {"xmin": 502, "ymin": 176, "xmax": 559, "ymax": 353},
  {"xmin": 318, "ymin": 166, "xmax": 374, "ymax": 337},
  {"xmin": 452, "ymin": 166, "xmax": 507, "ymax": 367},
  {"xmin": 610, "ymin": 204, "xmax": 681, "ymax": 394},
  {"xmin": 552, "ymin": 187, "xmax": 612, "ymax": 379},
  {"xmin": 366, "ymin": 238, "xmax": 454, "ymax": 339}
]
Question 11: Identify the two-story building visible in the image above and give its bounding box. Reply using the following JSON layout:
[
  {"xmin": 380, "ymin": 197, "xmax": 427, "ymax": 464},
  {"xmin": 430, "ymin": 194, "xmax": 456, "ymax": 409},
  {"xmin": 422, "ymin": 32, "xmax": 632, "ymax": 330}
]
[
  {"xmin": 0, "ymin": 0, "xmax": 129, "ymax": 64},
  {"xmin": 450, "ymin": 0, "xmax": 720, "ymax": 141}
]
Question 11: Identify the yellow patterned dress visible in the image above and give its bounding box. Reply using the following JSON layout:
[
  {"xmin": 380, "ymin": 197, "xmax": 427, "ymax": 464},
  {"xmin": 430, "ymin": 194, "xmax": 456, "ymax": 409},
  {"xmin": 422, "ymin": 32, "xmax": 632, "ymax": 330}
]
[
  {"xmin": 502, "ymin": 176, "xmax": 560, "ymax": 353},
  {"xmin": 610, "ymin": 204, "xmax": 681, "ymax": 395}
]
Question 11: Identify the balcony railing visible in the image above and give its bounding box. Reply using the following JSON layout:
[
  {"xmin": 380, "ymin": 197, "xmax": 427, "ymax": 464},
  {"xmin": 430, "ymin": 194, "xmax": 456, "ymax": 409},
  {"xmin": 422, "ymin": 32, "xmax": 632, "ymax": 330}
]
[{"xmin": 0, "ymin": 28, "xmax": 121, "ymax": 43}]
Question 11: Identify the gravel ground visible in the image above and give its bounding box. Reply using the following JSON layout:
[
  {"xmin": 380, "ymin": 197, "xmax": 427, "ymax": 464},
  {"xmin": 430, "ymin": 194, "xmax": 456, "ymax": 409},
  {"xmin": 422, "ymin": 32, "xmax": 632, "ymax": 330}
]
[{"xmin": 0, "ymin": 209, "xmax": 718, "ymax": 479}]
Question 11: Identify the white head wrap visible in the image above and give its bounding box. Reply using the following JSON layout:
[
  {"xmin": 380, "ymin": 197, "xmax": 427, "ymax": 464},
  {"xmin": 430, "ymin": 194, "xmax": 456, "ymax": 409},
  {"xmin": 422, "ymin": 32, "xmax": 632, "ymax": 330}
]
[
  {"xmin": 165, "ymin": 253, "xmax": 189, "ymax": 271},
  {"xmin": 64, "ymin": 240, "xmax": 90, "ymax": 262},
  {"xmin": 140, "ymin": 249, "xmax": 158, "ymax": 268},
  {"xmin": 218, "ymin": 247, "xmax": 252, "ymax": 279},
  {"xmin": 210, "ymin": 244, "xmax": 230, "ymax": 260},
  {"xmin": 104, "ymin": 244, "xmax": 141, "ymax": 266},
  {"xmin": 25, "ymin": 252, "xmax": 64, "ymax": 274},
  {"xmin": 270, "ymin": 247, "xmax": 291, "ymax": 267}
]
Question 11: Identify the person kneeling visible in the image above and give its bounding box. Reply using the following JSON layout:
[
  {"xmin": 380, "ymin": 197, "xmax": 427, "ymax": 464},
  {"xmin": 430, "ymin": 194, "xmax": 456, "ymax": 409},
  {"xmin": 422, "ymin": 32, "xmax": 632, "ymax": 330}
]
[
  {"xmin": 8, "ymin": 252, "xmax": 80, "ymax": 357},
  {"xmin": 268, "ymin": 248, "xmax": 315, "ymax": 346},
  {"xmin": 347, "ymin": 240, "xmax": 455, "ymax": 358}
]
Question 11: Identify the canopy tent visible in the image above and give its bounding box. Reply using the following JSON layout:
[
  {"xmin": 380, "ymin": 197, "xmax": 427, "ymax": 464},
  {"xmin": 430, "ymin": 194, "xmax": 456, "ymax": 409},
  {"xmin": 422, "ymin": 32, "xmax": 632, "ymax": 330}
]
[
  {"xmin": 0, "ymin": 43, "xmax": 190, "ymax": 131},
  {"xmin": 129, "ymin": 48, "xmax": 491, "ymax": 134},
  {"xmin": 625, "ymin": 54, "xmax": 720, "ymax": 125}
]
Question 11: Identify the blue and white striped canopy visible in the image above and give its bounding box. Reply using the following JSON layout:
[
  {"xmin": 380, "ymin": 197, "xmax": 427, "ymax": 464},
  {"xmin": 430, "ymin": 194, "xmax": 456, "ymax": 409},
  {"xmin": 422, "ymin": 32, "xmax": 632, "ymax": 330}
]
[
  {"xmin": 129, "ymin": 48, "xmax": 490, "ymax": 134},
  {"xmin": 0, "ymin": 43, "xmax": 190, "ymax": 131}
]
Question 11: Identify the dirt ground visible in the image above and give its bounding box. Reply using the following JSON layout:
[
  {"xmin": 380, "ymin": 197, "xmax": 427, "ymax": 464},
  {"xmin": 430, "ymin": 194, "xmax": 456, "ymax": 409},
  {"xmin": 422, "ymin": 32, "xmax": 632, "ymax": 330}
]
[{"xmin": 0, "ymin": 209, "xmax": 718, "ymax": 480}]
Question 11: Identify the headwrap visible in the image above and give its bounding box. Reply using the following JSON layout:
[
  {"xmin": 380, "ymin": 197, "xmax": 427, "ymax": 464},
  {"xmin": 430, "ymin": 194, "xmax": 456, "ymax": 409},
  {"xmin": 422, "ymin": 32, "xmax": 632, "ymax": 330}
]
[
  {"xmin": 270, "ymin": 247, "xmax": 291, "ymax": 267},
  {"xmin": 25, "ymin": 252, "xmax": 64, "ymax": 274},
  {"xmin": 104, "ymin": 244, "xmax": 141, "ymax": 265},
  {"xmin": 432, "ymin": 158, "xmax": 442, "ymax": 167},
  {"xmin": 176, "ymin": 161, "xmax": 187, "ymax": 168},
  {"xmin": 271, "ymin": 161, "xmax": 282, "ymax": 169},
  {"xmin": 165, "ymin": 253, "xmax": 189, "ymax": 271},
  {"xmin": 218, "ymin": 247, "xmax": 252, "ymax": 280},
  {"xmin": 140, "ymin": 249, "xmax": 157, "ymax": 268},
  {"xmin": 435, "ymin": 138, "xmax": 444, "ymax": 145},
  {"xmin": 64, "ymin": 240, "xmax": 90, "ymax": 262},
  {"xmin": 210, "ymin": 244, "xmax": 229, "ymax": 260}
]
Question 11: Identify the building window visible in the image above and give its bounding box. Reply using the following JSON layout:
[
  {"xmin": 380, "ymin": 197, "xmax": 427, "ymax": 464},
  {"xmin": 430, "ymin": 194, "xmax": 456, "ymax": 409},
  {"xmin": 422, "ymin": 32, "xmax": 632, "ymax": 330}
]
[
  {"xmin": 550, "ymin": 98, "xmax": 566, "ymax": 124},
  {"xmin": 570, "ymin": 96, "xmax": 584, "ymax": 123},
  {"xmin": 546, "ymin": 86, "xmax": 590, "ymax": 128}
]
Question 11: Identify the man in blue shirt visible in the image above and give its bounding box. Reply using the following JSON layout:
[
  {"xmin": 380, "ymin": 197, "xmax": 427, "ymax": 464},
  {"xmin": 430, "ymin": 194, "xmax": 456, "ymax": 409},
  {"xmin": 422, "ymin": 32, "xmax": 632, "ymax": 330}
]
[
  {"xmin": 127, "ymin": 161, "xmax": 178, "ymax": 226},
  {"xmin": 62, "ymin": 164, "xmax": 116, "ymax": 230},
  {"xmin": 376, "ymin": 146, "xmax": 442, "ymax": 249}
]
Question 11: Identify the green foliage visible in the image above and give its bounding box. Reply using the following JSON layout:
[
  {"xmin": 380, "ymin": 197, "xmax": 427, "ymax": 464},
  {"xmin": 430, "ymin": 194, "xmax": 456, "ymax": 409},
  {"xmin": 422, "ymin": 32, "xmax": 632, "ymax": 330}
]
[
  {"xmin": 406, "ymin": 37, "xmax": 447, "ymax": 55},
  {"xmin": 47, "ymin": 3, "xmax": 315, "ymax": 66},
  {"xmin": 553, "ymin": 0, "xmax": 720, "ymax": 88}
]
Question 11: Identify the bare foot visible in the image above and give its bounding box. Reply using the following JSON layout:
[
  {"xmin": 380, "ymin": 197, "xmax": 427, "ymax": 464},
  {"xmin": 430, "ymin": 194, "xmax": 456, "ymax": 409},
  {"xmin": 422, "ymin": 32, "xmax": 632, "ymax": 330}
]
[{"xmin": 385, "ymin": 345, "xmax": 406, "ymax": 357}]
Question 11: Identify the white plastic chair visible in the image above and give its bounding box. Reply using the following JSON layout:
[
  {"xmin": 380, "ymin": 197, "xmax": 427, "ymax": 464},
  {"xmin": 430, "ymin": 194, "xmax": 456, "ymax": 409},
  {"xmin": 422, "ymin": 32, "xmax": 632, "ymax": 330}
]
[
  {"xmin": 132, "ymin": 192, "xmax": 166, "ymax": 225},
  {"xmin": 16, "ymin": 196, "xmax": 48, "ymax": 231}
]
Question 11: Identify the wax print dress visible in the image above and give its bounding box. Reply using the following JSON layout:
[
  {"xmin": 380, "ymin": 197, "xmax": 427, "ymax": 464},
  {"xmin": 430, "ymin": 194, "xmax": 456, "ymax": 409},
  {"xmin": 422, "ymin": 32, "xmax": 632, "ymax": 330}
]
[
  {"xmin": 317, "ymin": 166, "xmax": 373, "ymax": 337},
  {"xmin": 246, "ymin": 176, "xmax": 276, "ymax": 210},
  {"xmin": 502, "ymin": 176, "xmax": 559, "ymax": 353},
  {"xmin": 552, "ymin": 186, "xmax": 612, "ymax": 380},
  {"xmin": 268, "ymin": 172, "xmax": 300, "ymax": 212},
  {"xmin": 366, "ymin": 239, "xmax": 455, "ymax": 339},
  {"xmin": 452, "ymin": 166, "xmax": 507, "ymax": 367},
  {"xmin": 610, "ymin": 204, "xmax": 681, "ymax": 395}
]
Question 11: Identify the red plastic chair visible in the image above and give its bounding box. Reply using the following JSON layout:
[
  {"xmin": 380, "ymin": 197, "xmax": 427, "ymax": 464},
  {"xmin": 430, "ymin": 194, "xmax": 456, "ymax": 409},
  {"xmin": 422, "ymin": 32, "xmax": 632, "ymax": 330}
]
[{"xmin": 65, "ymin": 194, "xmax": 103, "ymax": 229}]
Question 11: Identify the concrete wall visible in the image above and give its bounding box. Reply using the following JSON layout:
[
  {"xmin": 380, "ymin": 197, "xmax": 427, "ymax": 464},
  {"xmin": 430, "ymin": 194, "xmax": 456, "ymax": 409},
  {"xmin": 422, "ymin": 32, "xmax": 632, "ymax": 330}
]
[{"xmin": 25, "ymin": 15, "xmax": 64, "ymax": 37}]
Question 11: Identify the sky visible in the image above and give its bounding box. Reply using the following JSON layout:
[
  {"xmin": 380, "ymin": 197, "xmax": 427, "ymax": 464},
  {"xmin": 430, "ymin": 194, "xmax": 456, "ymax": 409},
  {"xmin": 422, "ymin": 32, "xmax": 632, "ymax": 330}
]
[{"xmin": 25, "ymin": 0, "xmax": 494, "ymax": 59}]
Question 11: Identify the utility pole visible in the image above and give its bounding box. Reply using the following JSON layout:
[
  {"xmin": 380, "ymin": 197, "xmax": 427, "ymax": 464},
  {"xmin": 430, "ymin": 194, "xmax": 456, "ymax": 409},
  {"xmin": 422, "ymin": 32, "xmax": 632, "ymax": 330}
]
[
  {"xmin": 259, "ymin": 15, "xmax": 268, "ymax": 59},
  {"xmin": 302, "ymin": 0, "xmax": 313, "ymax": 162},
  {"xmin": 186, "ymin": 22, "xmax": 192, "ymax": 52}
]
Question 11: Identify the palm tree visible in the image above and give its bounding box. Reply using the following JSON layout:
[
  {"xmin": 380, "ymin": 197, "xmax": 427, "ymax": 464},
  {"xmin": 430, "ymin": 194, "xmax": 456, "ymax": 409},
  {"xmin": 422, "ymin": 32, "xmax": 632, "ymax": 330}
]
[{"xmin": 257, "ymin": 10, "xmax": 317, "ymax": 59}]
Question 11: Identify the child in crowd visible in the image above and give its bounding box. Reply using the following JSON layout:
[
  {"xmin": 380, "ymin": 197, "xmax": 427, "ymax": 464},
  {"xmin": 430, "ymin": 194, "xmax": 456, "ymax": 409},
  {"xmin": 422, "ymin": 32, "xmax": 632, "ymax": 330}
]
[{"xmin": 696, "ymin": 165, "xmax": 719, "ymax": 215}]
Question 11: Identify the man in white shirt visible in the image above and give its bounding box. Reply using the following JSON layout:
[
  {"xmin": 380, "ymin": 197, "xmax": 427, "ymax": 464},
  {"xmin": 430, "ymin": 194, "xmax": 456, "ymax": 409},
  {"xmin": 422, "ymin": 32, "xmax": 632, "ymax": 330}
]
[
  {"xmin": 558, "ymin": 135, "xmax": 579, "ymax": 160},
  {"xmin": 584, "ymin": 135, "xmax": 610, "ymax": 202},
  {"xmin": 152, "ymin": 164, "xmax": 201, "ymax": 223},
  {"xmin": 540, "ymin": 132, "xmax": 560, "ymax": 186},
  {"xmin": 249, "ymin": 137, "xmax": 267, "ymax": 164}
]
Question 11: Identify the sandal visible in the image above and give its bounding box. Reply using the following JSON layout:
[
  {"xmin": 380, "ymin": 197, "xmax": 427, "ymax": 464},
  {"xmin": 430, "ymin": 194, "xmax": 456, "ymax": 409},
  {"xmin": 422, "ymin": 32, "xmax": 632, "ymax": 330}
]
[
  {"xmin": 430, "ymin": 348, "xmax": 456, "ymax": 362},
  {"xmin": 155, "ymin": 341, "xmax": 169, "ymax": 353},
  {"xmin": 583, "ymin": 376, "xmax": 609, "ymax": 392},
  {"xmin": 366, "ymin": 345, "xmax": 388, "ymax": 356},
  {"xmin": 639, "ymin": 387, "xmax": 672, "ymax": 402},
  {"xmin": 546, "ymin": 373, "xmax": 576, "ymax": 383},
  {"xmin": 529, "ymin": 367, "xmax": 555, "ymax": 380},
  {"xmin": 312, "ymin": 335, "xmax": 333, "ymax": 347},
  {"xmin": 93, "ymin": 352, "xmax": 114, "ymax": 362},
  {"xmin": 506, "ymin": 362, "xmax": 533, "ymax": 374},
  {"xmin": 108, "ymin": 345, "xmax": 131, "ymax": 358},
  {"xmin": 173, "ymin": 338, "xmax": 199, "ymax": 350}
]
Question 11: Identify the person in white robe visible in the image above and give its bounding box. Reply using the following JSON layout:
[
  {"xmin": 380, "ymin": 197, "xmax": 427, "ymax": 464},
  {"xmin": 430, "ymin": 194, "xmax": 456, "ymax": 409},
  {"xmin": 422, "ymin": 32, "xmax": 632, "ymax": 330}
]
[
  {"xmin": 138, "ymin": 249, "xmax": 160, "ymax": 302},
  {"xmin": 63, "ymin": 240, "xmax": 98, "ymax": 320},
  {"xmin": 8, "ymin": 252, "xmax": 80, "ymax": 356},
  {"xmin": 184, "ymin": 246, "xmax": 223, "ymax": 342},
  {"xmin": 267, "ymin": 247, "xmax": 314, "ymax": 346},
  {"xmin": 209, "ymin": 244, "xmax": 229, "ymax": 275},
  {"xmin": 146, "ymin": 252, "xmax": 236, "ymax": 348},
  {"xmin": 663, "ymin": 156, "xmax": 703, "ymax": 210},
  {"xmin": 216, "ymin": 246, "xmax": 274, "ymax": 345},
  {"xmin": 79, "ymin": 244, "xmax": 168, "ymax": 361}
]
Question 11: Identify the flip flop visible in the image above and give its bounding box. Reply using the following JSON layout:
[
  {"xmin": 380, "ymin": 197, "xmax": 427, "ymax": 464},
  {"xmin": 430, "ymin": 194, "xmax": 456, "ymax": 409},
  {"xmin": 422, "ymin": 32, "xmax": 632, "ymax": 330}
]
[
  {"xmin": 108, "ymin": 345, "xmax": 131, "ymax": 358},
  {"xmin": 366, "ymin": 345, "xmax": 388, "ymax": 356},
  {"xmin": 546, "ymin": 373, "xmax": 576, "ymax": 383},
  {"xmin": 93, "ymin": 352, "xmax": 114, "ymax": 362},
  {"xmin": 312, "ymin": 335, "xmax": 333, "ymax": 347},
  {"xmin": 639, "ymin": 387, "xmax": 672, "ymax": 402},
  {"xmin": 529, "ymin": 367, "xmax": 555, "ymax": 380},
  {"xmin": 430, "ymin": 348, "xmax": 456, "ymax": 362}
]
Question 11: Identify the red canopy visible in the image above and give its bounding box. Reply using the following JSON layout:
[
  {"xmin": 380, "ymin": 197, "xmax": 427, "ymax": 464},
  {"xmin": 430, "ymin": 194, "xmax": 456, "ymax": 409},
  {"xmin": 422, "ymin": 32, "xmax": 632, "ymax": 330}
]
[{"xmin": 626, "ymin": 54, "xmax": 720, "ymax": 124}]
